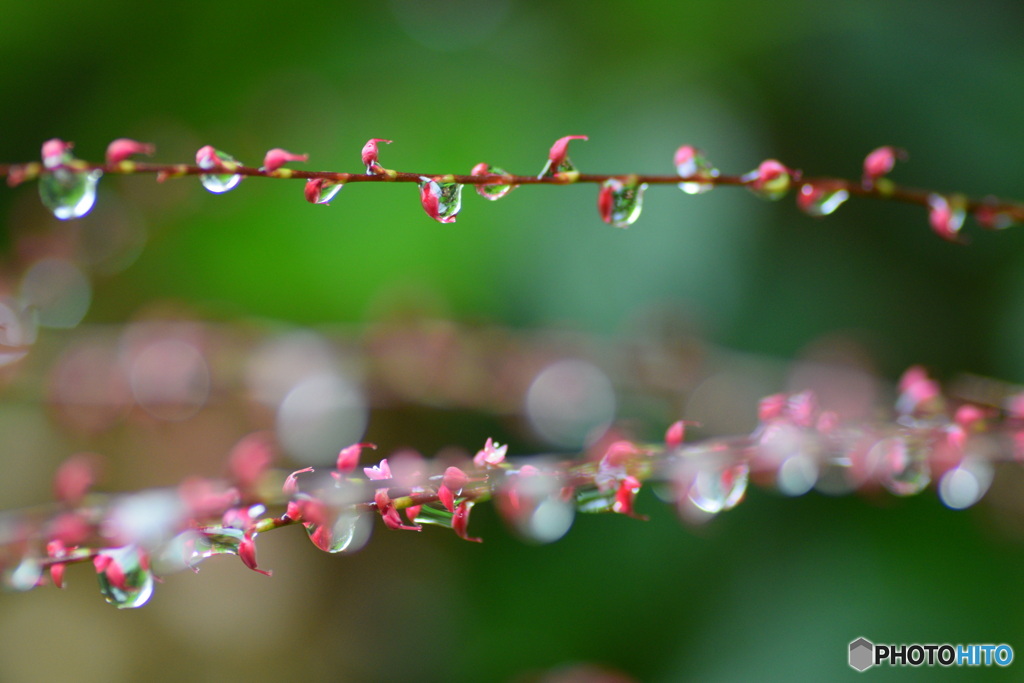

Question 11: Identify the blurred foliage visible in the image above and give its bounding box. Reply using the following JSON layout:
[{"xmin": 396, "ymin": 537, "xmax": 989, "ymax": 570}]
[{"xmin": 1, "ymin": 1, "xmax": 1024, "ymax": 681}]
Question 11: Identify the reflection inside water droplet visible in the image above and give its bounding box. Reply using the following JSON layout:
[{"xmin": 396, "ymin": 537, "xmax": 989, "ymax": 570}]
[
  {"xmin": 39, "ymin": 168, "xmax": 102, "ymax": 220},
  {"xmin": 95, "ymin": 546, "xmax": 154, "ymax": 609}
]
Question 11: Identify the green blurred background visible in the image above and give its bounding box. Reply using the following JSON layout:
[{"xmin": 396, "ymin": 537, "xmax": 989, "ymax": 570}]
[{"xmin": 2, "ymin": 0, "xmax": 1024, "ymax": 680}]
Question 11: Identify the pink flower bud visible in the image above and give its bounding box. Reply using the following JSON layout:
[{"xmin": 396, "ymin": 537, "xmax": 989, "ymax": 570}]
[
  {"xmin": 452, "ymin": 501, "xmax": 482, "ymax": 542},
  {"xmin": 473, "ymin": 438, "xmax": 508, "ymax": 468},
  {"xmin": 195, "ymin": 145, "xmax": 220, "ymax": 167},
  {"xmin": 239, "ymin": 532, "xmax": 272, "ymax": 576},
  {"xmin": 405, "ymin": 505, "xmax": 422, "ymax": 524},
  {"xmin": 338, "ymin": 442, "xmax": 375, "ymax": 473},
  {"xmin": 666, "ymin": 421, "xmax": 702, "ymax": 448},
  {"xmin": 361, "ymin": 138, "xmax": 392, "ymax": 174},
  {"xmin": 442, "ymin": 466, "xmax": 468, "ymax": 493},
  {"xmin": 374, "ymin": 490, "xmax": 422, "ymax": 531},
  {"xmin": 438, "ymin": 484, "xmax": 456, "ymax": 513},
  {"xmin": 547, "ymin": 135, "xmax": 588, "ymax": 169},
  {"xmin": 282, "ymin": 467, "xmax": 314, "ymax": 496},
  {"xmin": 262, "ymin": 148, "xmax": 308, "ymax": 172},
  {"xmin": 613, "ymin": 475, "xmax": 645, "ymax": 519},
  {"xmin": 54, "ymin": 453, "xmax": 100, "ymax": 505},
  {"xmin": 42, "ymin": 139, "xmax": 73, "ymax": 167},
  {"xmin": 284, "ymin": 500, "xmax": 304, "ymax": 521},
  {"xmin": 364, "ymin": 458, "xmax": 393, "ymax": 481},
  {"xmin": 105, "ymin": 138, "xmax": 155, "ymax": 165},
  {"xmin": 862, "ymin": 146, "xmax": 906, "ymax": 185},
  {"xmin": 227, "ymin": 432, "xmax": 274, "ymax": 492}
]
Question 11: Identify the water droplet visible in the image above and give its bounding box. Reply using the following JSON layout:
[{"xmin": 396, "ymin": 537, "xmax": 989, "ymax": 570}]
[
  {"xmin": 744, "ymin": 159, "xmax": 792, "ymax": 201},
  {"xmin": 797, "ymin": 183, "xmax": 849, "ymax": 216},
  {"xmin": 197, "ymin": 148, "xmax": 242, "ymax": 194},
  {"xmin": 39, "ymin": 163, "xmax": 101, "ymax": 220},
  {"xmin": 94, "ymin": 545, "xmax": 154, "ymax": 609},
  {"xmin": 305, "ymin": 178, "xmax": 343, "ymax": 205},
  {"xmin": 597, "ymin": 178, "xmax": 647, "ymax": 228},
  {"xmin": 497, "ymin": 469, "xmax": 574, "ymax": 544},
  {"xmin": 776, "ymin": 454, "xmax": 819, "ymax": 496},
  {"xmin": 938, "ymin": 456, "xmax": 993, "ymax": 510},
  {"xmin": 872, "ymin": 436, "xmax": 930, "ymax": 496},
  {"xmin": 4, "ymin": 555, "xmax": 42, "ymax": 591},
  {"xmin": 687, "ymin": 462, "xmax": 749, "ymax": 513},
  {"xmin": 574, "ymin": 485, "xmax": 618, "ymax": 513},
  {"xmin": 418, "ymin": 177, "xmax": 463, "ymax": 223},
  {"xmin": 675, "ymin": 146, "xmax": 718, "ymax": 195},
  {"xmin": 303, "ymin": 508, "xmax": 371, "ymax": 554},
  {"xmin": 470, "ymin": 163, "xmax": 515, "ymax": 200}
]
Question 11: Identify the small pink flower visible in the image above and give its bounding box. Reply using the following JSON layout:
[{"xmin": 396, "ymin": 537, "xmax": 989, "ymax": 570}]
[
  {"xmin": 262, "ymin": 148, "xmax": 308, "ymax": 172},
  {"xmin": 438, "ymin": 484, "xmax": 456, "ymax": 513},
  {"xmin": 862, "ymin": 146, "xmax": 905, "ymax": 185},
  {"xmin": 452, "ymin": 501, "xmax": 482, "ymax": 542},
  {"xmin": 284, "ymin": 500, "xmax": 304, "ymax": 521},
  {"xmin": 364, "ymin": 458, "xmax": 393, "ymax": 481},
  {"xmin": 374, "ymin": 490, "xmax": 422, "ymax": 531},
  {"xmin": 404, "ymin": 504, "xmax": 422, "ymax": 524},
  {"xmin": 47, "ymin": 540, "xmax": 69, "ymax": 589},
  {"xmin": 613, "ymin": 475, "xmax": 645, "ymax": 519},
  {"xmin": 105, "ymin": 138, "xmax": 155, "ymax": 165},
  {"xmin": 282, "ymin": 467, "xmax": 314, "ymax": 496},
  {"xmin": 361, "ymin": 138, "xmax": 392, "ymax": 174},
  {"xmin": 239, "ymin": 532, "xmax": 272, "ymax": 576},
  {"xmin": 665, "ymin": 421, "xmax": 686, "ymax": 448},
  {"xmin": 473, "ymin": 438, "xmax": 508, "ymax": 468},
  {"xmin": 50, "ymin": 512, "xmax": 91, "ymax": 546},
  {"xmin": 547, "ymin": 135, "xmax": 588, "ymax": 170},
  {"xmin": 338, "ymin": 442, "xmax": 375, "ymax": 473},
  {"xmin": 787, "ymin": 391, "xmax": 818, "ymax": 428}
]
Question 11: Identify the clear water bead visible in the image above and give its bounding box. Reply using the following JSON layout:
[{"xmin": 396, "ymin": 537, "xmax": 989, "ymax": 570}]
[
  {"xmin": 95, "ymin": 545, "xmax": 155, "ymax": 609},
  {"xmin": 797, "ymin": 183, "xmax": 849, "ymax": 216},
  {"xmin": 471, "ymin": 163, "xmax": 515, "ymax": 200},
  {"xmin": 197, "ymin": 147, "xmax": 242, "ymax": 194},
  {"xmin": 418, "ymin": 177, "xmax": 463, "ymax": 223},
  {"xmin": 598, "ymin": 178, "xmax": 647, "ymax": 228},
  {"xmin": 687, "ymin": 462, "xmax": 749, "ymax": 514},
  {"xmin": 39, "ymin": 158, "xmax": 101, "ymax": 220},
  {"xmin": 675, "ymin": 146, "xmax": 718, "ymax": 195}
]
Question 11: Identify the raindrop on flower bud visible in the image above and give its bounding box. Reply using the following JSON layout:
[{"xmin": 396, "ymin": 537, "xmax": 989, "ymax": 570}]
[
  {"xmin": 303, "ymin": 507, "xmax": 371, "ymax": 554},
  {"xmin": 597, "ymin": 178, "xmax": 647, "ymax": 228},
  {"xmin": 418, "ymin": 177, "xmax": 463, "ymax": 223},
  {"xmin": 196, "ymin": 146, "xmax": 242, "ymax": 194},
  {"xmin": 745, "ymin": 159, "xmax": 792, "ymax": 201},
  {"xmin": 38, "ymin": 142, "xmax": 101, "ymax": 220},
  {"xmin": 94, "ymin": 545, "xmax": 154, "ymax": 609},
  {"xmin": 797, "ymin": 183, "xmax": 849, "ymax": 216},
  {"xmin": 928, "ymin": 193, "xmax": 966, "ymax": 242},
  {"xmin": 496, "ymin": 468, "xmax": 574, "ymax": 544},
  {"xmin": 674, "ymin": 145, "xmax": 718, "ymax": 195},
  {"xmin": 687, "ymin": 462, "xmax": 749, "ymax": 514},
  {"xmin": 470, "ymin": 163, "xmax": 515, "ymax": 200},
  {"xmin": 304, "ymin": 178, "xmax": 343, "ymax": 205}
]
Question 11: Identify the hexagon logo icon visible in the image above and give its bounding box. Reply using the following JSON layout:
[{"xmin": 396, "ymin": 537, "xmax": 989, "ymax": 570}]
[{"xmin": 849, "ymin": 637, "xmax": 874, "ymax": 671}]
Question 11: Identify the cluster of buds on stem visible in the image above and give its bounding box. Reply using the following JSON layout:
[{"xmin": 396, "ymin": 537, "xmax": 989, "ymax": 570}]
[{"xmin": 2, "ymin": 366, "xmax": 1023, "ymax": 608}]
